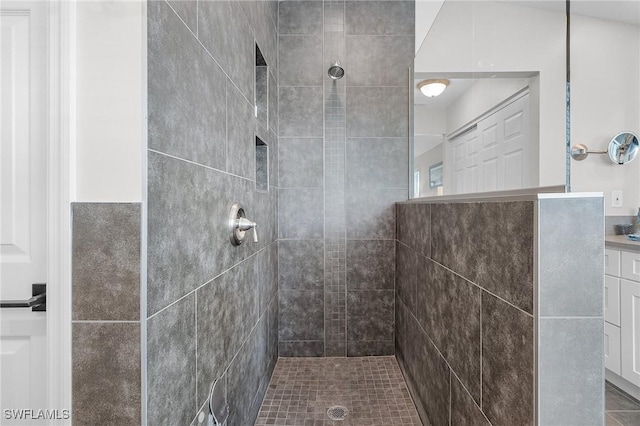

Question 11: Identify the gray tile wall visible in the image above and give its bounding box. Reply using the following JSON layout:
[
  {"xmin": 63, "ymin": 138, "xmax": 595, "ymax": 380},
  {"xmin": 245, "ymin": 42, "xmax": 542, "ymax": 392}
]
[
  {"xmin": 71, "ymin": 203, "xmax": 141, "ymax": 425},
  {"xmin": 396, "ymin": 197, "xmax": 604, "ymax": 426},
  {"xmin": 277, "ymin": 0, "xmax": 413, "ymax": 357},
  {"xmin": 147, "ymin": 1, "xmax": 279, "ymax": 425},
  {"xmin": 396, "ymin": 201, "xmax": 534, "ymax": 426},
  {"xmin": 538, "ymin": 197, "xmax": 604, "ymax": 425}
]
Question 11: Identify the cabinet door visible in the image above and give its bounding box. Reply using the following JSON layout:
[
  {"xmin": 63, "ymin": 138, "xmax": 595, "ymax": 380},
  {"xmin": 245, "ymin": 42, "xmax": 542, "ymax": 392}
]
[
  {"xmin": 621, "ymin": 251, "xmax": 640, "ymax": 282},
  {"xmin": 605, "ymin": 249, "xmax": 621, "ymax": 277},
  {"xmin": 621, "ymin": 279, "xmax": 640, "ymax": 386},
  {"xmin": 605, "ymin": 322, "xmax": 621, "ymax": 375},
  {"xmin": 605, "ymin": 275, "xmax": 621, "ymax": 326}
]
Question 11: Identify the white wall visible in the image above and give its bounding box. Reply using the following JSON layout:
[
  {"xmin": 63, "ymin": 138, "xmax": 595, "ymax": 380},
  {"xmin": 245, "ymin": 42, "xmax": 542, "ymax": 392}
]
[
  {"xmin": 415, "ymin": 0, "xmax": 445, "ymax": 55},
  {"xmin": 74, "ymin": 0, "xmax": 144, "ymax": 202},
  {"xmin": 570, "ymin": 14, "xmax": 640, "ymax": 216},
  {"xmin": 415, "ymin": 0, "xmax": 566, "ymax": 187},
  {"xmin": 415, "ymin": 143, "xmax": 444, "ymax": 197}
]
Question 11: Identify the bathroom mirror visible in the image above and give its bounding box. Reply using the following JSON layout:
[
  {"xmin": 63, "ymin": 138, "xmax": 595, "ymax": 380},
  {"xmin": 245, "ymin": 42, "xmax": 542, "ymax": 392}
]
[
  {"xmin": 569, "ymin": 1, "xmax": 640, "ymax": 217},
  {"xmin": 608, "ymin": 132, "xmax": 639, "ymax": 165},
  {"xmin": 411, "ymin": 0, "xmax": 567, "ymax": 198}
]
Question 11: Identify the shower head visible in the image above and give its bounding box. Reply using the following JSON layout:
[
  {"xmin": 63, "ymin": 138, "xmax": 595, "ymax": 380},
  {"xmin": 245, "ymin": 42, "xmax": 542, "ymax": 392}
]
[{"xmin": 328, "ymin": 61, "xmax": 344, "ymax": 80}]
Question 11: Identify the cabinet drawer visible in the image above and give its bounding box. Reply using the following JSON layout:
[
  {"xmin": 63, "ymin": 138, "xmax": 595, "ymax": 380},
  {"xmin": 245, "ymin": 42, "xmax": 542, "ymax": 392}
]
[
  {"xmin": 605, "ymin": 275, "xmax": 621, "ymax": 326},
  {"xmin": 605, "ymin": 249, "xmax": 621, "ymax": 277},
  {"xmin": 621, "ymin": 251, "xmax": 640, "ymax": 282},
  {"xmin": 605, "ymin": 322, "xmax": 621, "ymax": 375}
]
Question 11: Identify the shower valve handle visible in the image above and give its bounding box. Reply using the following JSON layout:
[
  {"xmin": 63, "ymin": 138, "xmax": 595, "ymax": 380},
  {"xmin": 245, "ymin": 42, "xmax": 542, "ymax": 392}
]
[
  {"xmin": 236, "ymin": 218, "xmax": 258, "ymax": 243},
  {"xmin": 228, "ymin": 203, "xmax": 258, "ymax": 245}
]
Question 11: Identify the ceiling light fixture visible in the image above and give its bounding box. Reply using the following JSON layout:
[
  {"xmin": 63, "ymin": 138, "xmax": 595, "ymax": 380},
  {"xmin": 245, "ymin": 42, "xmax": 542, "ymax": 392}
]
[{"xmin": 417, "ymin": 79, "xmax": 449, "ymax": 97}]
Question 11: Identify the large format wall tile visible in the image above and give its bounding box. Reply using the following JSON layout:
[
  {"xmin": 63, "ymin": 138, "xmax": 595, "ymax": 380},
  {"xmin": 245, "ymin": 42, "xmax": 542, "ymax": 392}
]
[
  {"xmin": 395, "ymin": 242, "xmax": 419, "ymax": 314},
  {"xmin": 346, "ymin": 189, "xmax": 407, "ymax": 239},
  {"xmin": 451, "ymin": 373, "xmax": 491, "ymax": 426},
  {"xmin": 417, "ymin": 260, "xmax": 481, "ymax": 402},
  {"xmin": 539, "ymin": 318, "xmax": 604, "ymax": 425},
  {"xmin": 268, "ymin": 71, "xmax": 278, "ymax": 133},
  {"xmin": 197, "ymin": 1, "xmax": 254, "ymax": 102},
  {"xmin": 347, "ymin": 340, "xmax": 394, "ymax": 356},
  {"xmin": 148, "ymin": 0, "xmax": 226, "ymax": 170},
  {"xmin": 279, "ymin": 340, "xmax": 325, "ymax": 357},
  {"xmin": 279, "ymin": 189, "xmax": 324, "ymax": 239},
  {"xmin": 279, "ymin": 240, "xmax": 324, "ymax": 291},
  {"xmin": 482, "ymin": 292, "xmax": 534, "ymax": 426},
  {"xmin": 396, "ymin": 203, "xmax": 430, "ymax": 257},
  {"xmin": 279, "ymin": 290, "xmax": 325, "ymax": 341},
  {"xmin": 195, "ymin": 279, "xmax": 225, "ymax": 405},
  {"xmin": 167, "ymin": 0, "xmax": 197, "ymax": 34},
  {"xmin": 346, "ymin": 240, "xmax": 395, "ymax": 290},
  {"xmin": 347, "ymin": 290, "xmax": 394, "ymax": 341},
  {"xmin": 405, "ymin": 304, "xmax": 451, "ymax": 426},
  {"xmin": 347, "ymin": 87, "xmax": 409, "ymax": 137},
  {"xmin": 258, "ymin": 243, "xmax": 278, "ymax": 315},
  {"xmin": 538, "ymin": 198, "xmax": 604, "ymax": 317},
  {"xmin": 147, "ymin": 295, "xmax": 196, "ymax": 426},
  {"xmin": 279, "ymin": 35, "xmax": 323, "ymax": 87},
  {"xmin": 279, "ymin": 1, "xmax": 323, "ymax": 35},
  {"xmin": 346, "ymin": 36, "xmax": 413, "ymax": 87},
  {"xmin": 278, "ymin": 138, "xmax": 324, "ymax": 188},
  {"xmin": 279, "ymin": 87, "xmax": 324, "ymax": 137},
  {"xmin": 226, "ymin": 79, "xmax": 255, "ymax": 180},
  {"xmin": 72, "ymin": 323, "xmax": 140, "ymax": 426},
  {"xmin": 345, "ymin": 138, "xmax": 409, "ymax": 190},
  {"xmin": 345, "ymin": 1, "xmax": 415, "ymax": 35},
  {"xmin": 431, "ymin": 201, "xmax": 534, "ymax": 314},
  {"xmin": 72, "ymin": 203, "xmax": 140, "ymax": 321},
  {"xmin": 228, "ymin": 319, "xmax": 267, "ymax": 426}
]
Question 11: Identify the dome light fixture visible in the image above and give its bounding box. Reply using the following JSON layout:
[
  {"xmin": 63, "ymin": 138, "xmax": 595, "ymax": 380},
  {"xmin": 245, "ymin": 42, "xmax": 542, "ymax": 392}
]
[{"xmin": 417, "ymin": 79, "xmax": 449, "ymax": 98}]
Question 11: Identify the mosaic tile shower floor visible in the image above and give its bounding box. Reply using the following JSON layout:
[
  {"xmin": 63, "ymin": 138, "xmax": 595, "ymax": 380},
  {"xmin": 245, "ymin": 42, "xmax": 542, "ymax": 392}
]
[{"xmin": 255, "ymin": 356, "xmax": 422, "ymax": 426}]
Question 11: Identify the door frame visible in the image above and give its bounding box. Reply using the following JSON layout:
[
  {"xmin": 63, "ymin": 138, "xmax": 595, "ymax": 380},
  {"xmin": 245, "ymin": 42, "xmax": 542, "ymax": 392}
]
[{"xmin": 46, "ymin": 0, "xmax": 73, "ymax": 421}]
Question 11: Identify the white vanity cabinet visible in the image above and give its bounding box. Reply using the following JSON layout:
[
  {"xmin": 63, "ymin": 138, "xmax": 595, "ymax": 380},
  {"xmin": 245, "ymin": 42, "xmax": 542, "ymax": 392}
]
[{"xmin": 605, "ymin": 244, "xmax": 640, "ymax": 396}]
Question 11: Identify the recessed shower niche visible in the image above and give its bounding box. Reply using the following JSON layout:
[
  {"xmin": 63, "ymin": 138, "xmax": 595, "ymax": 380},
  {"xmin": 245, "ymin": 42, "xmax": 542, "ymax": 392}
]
[
  {"xmin": 255, "ymin": 136, "xmax": 268, "ymax": 192},
  {"xmin": 255, "ymin": 43, "xmax": 269, "ymax": 192}
]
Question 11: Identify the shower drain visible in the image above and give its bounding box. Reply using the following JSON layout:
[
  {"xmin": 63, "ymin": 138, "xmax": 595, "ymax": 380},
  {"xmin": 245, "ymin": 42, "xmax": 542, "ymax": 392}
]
[{"xmin": 327, "ymin": 405, "xmax": 349, "ymax": 420}]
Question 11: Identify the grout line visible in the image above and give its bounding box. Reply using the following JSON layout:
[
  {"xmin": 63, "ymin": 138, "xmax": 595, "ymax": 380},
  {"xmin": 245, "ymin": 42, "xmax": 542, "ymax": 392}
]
[
  {"xmin": 194, "ymin": 291, "xmax": 198, "ymax": 404},
  {"xmin": 147, "ymin": 242, "xmax": 276, "ymax": 320},
  {"xmin": 71, "ymin": 320, "xmax": 140, "ymax": 324},
  {"xmin": 148, "ymin": 149, "xmax": 254, "ymax": 183}
]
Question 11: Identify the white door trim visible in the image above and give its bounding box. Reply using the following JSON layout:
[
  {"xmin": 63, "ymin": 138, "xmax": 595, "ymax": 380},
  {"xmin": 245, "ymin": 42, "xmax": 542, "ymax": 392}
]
[{"xmin": 46, "ymin": 0, "xmax": 73, "ymax": 421}]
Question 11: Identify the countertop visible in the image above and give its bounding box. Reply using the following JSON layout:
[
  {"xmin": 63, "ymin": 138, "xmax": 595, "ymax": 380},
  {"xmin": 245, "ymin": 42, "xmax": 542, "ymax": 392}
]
[{"xmin": 605, "ymin": 235, "xmax": 640, "ymax": 251}]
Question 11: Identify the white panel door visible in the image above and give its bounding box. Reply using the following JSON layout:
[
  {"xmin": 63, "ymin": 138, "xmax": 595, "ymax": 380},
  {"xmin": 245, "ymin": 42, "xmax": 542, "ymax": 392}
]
[
  {"xmin": 0, "ymin": 1, "xmax": 48, "ymax": 421},
  {"xmin": 621, "ymin": 279, "xmax": 640, "ymax": 387},
  {"xmin": 449, "ymin": 127, "xmax": 478, "ymax": 195},
  {"xmin": 447, "ymin": 93, "xmax": 531, "ymax": 195},
  {"xmin": 605, "ymin": 322, "xmax": 621, "ymax": 375},
  {"xmin": 477, "ymin": 94, "xmax": 530, "ymax": 192},
  {"xmin": 605, "ymin": 275, "xmax": 621, "ymax": 326}
]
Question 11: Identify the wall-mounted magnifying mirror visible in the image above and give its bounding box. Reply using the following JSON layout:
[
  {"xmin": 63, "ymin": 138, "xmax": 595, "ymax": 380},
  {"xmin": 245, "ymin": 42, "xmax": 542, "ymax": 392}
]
[
  {"xmin": 608, "ymin": 132, "xmax": 639, "ymax": 165},
  {"xmin": 571, "ymin": 132, "xmax": 639, "ymax": 165}
]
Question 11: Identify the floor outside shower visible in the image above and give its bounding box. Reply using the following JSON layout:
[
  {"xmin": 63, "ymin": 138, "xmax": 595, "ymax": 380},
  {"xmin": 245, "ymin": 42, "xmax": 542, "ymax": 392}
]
[{"xmin": 255, "ymin": 356, "xmax": 421, "ymax": 425}]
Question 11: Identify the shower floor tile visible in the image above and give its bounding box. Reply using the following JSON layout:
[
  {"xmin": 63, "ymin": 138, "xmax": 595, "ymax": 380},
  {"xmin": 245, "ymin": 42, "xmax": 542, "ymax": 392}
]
[{"xmin": 255, "ymin": 356, "xmax": 422, "ymax": 426}]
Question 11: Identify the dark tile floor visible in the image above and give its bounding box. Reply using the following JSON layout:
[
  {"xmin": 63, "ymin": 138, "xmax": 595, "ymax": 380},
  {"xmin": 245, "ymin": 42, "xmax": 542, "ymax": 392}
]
[
  {"xmin": 607, "ymin": 382, "xmax": 640, "ymax": 425},
  {"xmin": 255, "ymin": 356, "xmax": 421, "ymax": 425}
]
